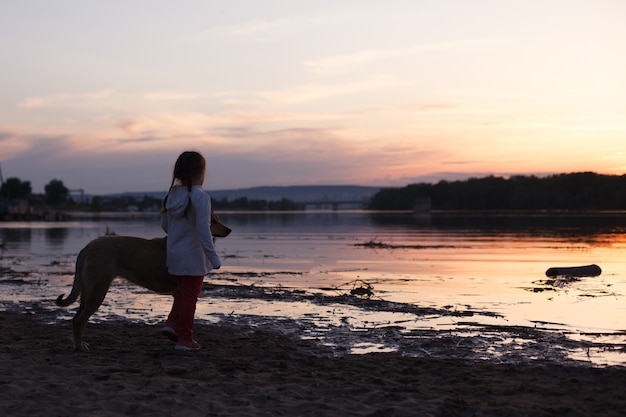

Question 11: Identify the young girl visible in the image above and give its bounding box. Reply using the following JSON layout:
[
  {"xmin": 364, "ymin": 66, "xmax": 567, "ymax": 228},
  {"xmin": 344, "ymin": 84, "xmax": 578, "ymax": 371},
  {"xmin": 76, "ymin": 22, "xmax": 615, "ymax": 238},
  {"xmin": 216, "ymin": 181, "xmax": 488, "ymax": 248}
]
[{"xmin": 160, "ymin": 151, "xmax": 221, "ymax": 350}]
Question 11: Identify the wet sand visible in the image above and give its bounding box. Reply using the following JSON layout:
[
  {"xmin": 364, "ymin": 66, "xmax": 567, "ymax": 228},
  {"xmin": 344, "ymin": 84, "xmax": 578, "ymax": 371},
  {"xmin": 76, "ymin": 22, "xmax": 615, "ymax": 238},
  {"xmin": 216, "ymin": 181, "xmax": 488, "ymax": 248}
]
[{"xmin": 1, "ymin": 305, "xmax": 625, "ymax": 417}]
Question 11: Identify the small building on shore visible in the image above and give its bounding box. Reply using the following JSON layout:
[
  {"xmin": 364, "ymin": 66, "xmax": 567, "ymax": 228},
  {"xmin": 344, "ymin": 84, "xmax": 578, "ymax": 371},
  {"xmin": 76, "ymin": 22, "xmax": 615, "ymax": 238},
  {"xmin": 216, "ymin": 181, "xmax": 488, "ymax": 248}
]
[{"xmin": 0, "ymin": 198, "xmax": 67, "ymax": 221}]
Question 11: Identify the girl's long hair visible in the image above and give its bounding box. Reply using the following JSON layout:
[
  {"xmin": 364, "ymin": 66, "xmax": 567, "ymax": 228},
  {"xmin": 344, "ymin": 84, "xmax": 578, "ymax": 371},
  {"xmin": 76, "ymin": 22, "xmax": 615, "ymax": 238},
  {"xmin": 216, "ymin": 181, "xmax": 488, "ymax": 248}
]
[{"xmin": 162, "ymin": 151, "xmax": 206, "ymax": 218}]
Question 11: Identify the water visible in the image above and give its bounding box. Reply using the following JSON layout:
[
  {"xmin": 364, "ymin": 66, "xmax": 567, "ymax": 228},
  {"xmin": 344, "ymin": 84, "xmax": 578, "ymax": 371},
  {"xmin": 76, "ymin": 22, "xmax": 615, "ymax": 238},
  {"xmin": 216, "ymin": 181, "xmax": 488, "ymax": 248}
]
[{"xmin": 1, "ymin": 211, "xmax": 625, "ymax": 365}]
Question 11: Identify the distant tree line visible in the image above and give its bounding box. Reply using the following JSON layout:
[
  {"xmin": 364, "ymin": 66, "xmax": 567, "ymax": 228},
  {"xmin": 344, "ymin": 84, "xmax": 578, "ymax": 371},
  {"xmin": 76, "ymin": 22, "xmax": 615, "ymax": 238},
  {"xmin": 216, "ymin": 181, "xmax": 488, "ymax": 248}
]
[
  {"xmin": 368, "ymin": 172, "xmax": 626, "ymax": 211},
  {"xmin": 212, "ymin": 197, "xmax": 301, "ymax": 211},
  {"xmin": 11, "ymin": 171, "xmax": 625, "ymax": 213},
  {"xmin": 0, "ymin": 177, "xmax": 70, "ymax": 207},
  {"xmin": 0, "ymin": 177, "xmax": 163, "ymax": 212},
  {"xmin": 0, "ymin": 176, "xmax": 302, "ymax": 212},
  {"xmin": 90, "ymin": 194, "xmax": 163, "ymax": 212}
]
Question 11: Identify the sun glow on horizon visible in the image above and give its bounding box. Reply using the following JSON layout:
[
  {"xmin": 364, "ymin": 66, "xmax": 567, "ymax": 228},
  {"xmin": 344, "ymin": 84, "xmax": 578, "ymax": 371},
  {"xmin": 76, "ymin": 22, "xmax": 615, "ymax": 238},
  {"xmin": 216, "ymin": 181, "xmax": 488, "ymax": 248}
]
[{"xmin": 1, "ymin": 1, "xmax": 625, "ymax": 194}]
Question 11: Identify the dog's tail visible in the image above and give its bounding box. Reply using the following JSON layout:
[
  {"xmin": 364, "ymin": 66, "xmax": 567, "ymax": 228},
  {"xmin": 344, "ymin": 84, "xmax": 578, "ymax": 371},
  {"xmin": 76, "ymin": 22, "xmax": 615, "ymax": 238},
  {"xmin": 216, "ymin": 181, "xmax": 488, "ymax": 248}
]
[{"xmin": 56, "ymin": 249, "xmax": 84, "ymax": 307}]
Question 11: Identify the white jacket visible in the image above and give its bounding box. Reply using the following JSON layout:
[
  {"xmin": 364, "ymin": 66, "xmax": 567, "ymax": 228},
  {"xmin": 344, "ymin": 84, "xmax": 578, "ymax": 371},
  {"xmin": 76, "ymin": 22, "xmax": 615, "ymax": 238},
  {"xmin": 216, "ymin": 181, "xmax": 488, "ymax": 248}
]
[{"xmin": 160, "ymin": 185, "xmax": 221, "ymax": 275}]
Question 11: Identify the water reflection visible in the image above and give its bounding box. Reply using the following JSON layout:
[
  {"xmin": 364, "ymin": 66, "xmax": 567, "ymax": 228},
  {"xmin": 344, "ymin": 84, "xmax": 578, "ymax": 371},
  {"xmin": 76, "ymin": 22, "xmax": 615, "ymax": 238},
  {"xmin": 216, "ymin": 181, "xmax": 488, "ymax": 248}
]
[
  {"xmin": 44, "ymin": 227, "xmax": 69, "ymax": 248},
  {"xmin": 366, "ymin": 211, "xmax": 626, "ymax": 246},
  {"xmin": 1, "ymin": 211, "xmax": 625, "ymax": 365},
  {"xmin": 0, "ymin": 227, "xmax": 32, "ymax": 246},
  {"xmin": 219, "ymin": 211, "xmax": 379, "ymax": 232},
  {"xmin": 369, "ymin": 211, "xmax": 626, "ymax": 232}
]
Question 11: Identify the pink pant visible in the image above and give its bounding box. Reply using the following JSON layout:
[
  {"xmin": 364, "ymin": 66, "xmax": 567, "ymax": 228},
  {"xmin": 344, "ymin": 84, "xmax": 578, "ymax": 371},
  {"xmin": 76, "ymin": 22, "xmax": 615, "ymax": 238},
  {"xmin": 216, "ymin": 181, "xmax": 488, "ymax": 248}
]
[{"xmin": 166, "ymin": 275, "xmax": 204, "ymax": 344}]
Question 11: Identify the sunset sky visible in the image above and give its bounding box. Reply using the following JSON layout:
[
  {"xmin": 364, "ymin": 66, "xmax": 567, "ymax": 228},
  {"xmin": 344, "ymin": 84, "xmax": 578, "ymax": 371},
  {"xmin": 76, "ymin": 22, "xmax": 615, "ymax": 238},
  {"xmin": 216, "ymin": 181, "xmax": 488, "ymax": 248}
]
[{"xmin": 1, "ymin": 0, "xmax": 625, "ymax": 195}]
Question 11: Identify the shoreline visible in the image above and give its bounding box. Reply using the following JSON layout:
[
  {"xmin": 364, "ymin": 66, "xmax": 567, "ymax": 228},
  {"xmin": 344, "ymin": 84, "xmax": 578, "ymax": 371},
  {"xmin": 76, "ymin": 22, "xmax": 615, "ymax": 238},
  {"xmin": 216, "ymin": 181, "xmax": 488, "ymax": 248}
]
[
  {"xmin": 6, "ymin": 207, "xmax": 626, "ymax": 220},
  {"xmin": 1, "ymin": 274, "xmax": 625, "ymax": 367},
  {"xmin": 2, "ymin": 306, "xmax": 626, "ymax": 416}
]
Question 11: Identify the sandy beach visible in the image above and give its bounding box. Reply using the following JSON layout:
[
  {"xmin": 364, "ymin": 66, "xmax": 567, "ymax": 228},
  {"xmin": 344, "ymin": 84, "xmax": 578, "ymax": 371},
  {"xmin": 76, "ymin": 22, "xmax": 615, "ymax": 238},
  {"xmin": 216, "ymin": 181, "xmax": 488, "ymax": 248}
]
[{"xmin": 1, "ymin": 304, "xmax": 625, "ymax": 417}]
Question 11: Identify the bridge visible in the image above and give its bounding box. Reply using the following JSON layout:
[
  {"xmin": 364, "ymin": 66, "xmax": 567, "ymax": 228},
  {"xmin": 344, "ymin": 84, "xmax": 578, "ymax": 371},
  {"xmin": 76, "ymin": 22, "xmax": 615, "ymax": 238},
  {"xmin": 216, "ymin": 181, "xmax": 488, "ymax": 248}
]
[
  {"xmin": 211, "ymin": 185, "xmax": 381, "ymax": 210},
  {"xmin": 302, "ymin": 200, "xmax": 370, "ymax": 210}
]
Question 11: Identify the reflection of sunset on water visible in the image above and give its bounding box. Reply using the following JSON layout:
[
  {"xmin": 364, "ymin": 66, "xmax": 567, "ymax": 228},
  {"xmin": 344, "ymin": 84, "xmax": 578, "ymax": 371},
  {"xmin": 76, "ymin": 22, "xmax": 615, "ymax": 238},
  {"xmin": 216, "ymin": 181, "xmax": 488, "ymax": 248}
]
[{"xmin": 1, "ymin": 212, "xmax": 624, "ymax": 365}]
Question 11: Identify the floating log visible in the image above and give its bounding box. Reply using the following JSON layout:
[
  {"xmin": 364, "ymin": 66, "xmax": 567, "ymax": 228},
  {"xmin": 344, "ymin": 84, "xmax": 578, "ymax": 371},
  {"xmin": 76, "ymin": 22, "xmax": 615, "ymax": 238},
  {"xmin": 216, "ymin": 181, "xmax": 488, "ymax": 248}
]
[{"xmin": 545, "ymin": 264, "xmax": 601, "ymax": 278}]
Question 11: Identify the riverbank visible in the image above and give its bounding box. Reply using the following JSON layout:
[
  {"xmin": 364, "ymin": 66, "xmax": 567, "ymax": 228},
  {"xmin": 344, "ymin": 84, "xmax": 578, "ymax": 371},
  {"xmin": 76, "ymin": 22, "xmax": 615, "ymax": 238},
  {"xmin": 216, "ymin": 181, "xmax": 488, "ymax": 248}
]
[{"xmin": 1, "ymin": 306, "xmax": 625, "ymax": 417}]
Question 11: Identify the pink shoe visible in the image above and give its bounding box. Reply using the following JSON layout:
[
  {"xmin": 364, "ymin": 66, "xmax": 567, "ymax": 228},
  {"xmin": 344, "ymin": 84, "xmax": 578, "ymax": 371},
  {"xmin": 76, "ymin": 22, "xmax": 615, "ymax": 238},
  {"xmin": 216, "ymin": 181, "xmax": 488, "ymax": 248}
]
[{"xmin": 175, "ymin": 340, "xmax": 201, "ymax": 351}]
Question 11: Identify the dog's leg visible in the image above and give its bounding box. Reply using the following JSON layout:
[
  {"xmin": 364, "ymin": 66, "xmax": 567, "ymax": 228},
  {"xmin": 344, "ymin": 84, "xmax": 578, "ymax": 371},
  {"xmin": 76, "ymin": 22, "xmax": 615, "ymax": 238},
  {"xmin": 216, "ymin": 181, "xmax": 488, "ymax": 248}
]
[
  {"xmin": 72, "ymin": 304, "xmax": 89, "ymax": 352},
  {"xmin": 72, "ymin": 283, "xmax": 110, "ymax": 352}
]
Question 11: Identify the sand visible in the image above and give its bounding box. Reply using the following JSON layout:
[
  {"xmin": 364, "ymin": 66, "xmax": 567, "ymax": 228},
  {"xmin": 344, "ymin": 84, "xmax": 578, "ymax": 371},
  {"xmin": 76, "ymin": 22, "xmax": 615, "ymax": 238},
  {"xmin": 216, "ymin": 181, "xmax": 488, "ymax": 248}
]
[{"xmin": 1, "ymin": 305, "xmax": 625, "ymax": 417}]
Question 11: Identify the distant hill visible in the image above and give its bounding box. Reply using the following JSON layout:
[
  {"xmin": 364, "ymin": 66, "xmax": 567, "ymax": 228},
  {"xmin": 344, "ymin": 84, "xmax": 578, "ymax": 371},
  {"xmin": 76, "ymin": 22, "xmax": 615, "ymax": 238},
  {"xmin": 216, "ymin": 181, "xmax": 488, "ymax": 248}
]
[
  {"xmin": 107, "ymin": 185, "xmax": 383, "ymax": 204},
  {"xmin": 210, "ymin": 185, "xmax": 381, "ymax": 203}
]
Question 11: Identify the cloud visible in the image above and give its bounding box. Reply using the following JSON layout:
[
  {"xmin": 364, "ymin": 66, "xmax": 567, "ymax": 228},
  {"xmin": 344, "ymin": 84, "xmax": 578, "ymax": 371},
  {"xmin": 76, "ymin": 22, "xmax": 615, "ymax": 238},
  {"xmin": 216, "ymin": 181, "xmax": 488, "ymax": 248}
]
[
  {"xmin": 17, "ymin": 90, "xmax": 114, "ymax": 109},
  {"xmin": 259, "ymin": 75, "xmax": 401, "ymax": 104},
  {"xmin": 304, "ymin": 39, "xmax": 511, "ymax": 76},
  {"xmin": 208, "ymin": 125, "xmax": 346, "ymax": 156},
  {"xmin": 0, "ymin": 130, "xmax": 32, "ymax": 158},
  {"xmin": 143, "ymin": 92, "xmax": 199, "ymax": 102},
  {"xmin": 17, "ymin": 90, "xmax": 202, "ymax": 113},
  {"xmin": 116, "ymin": 136, "xmax": 163, "ymax": 144},
  {"xmin": 208, "ymin": 109, "xmax": 346, "ymax": 127},
  {"xmin": 105, "ymin": 112, "xmax": 215, "ymax": 138},
  {"xmin": 349, "ymin": 103, "xmax": 458, "ymax": 116},
  {"xmin": 188, "ymin": 16, "xmax": 307, "ymax": 43},
  {"xmin": 0, "ymin": 130, "xmax": 78, "ymax": 160},
  {"xmin": 2, "ymin": 140, "xmax": 174, "ymax": 194},
  {"xmin": 0, "ymin": 118, "xmax": 602, "ymax": 195},
  {"xmin": 0, "ymin": 132, "xmax": 95, "ymax": 188},
  {"xmin": 0, "ymin": 131, "xmax": 14, "ymax": 142}
]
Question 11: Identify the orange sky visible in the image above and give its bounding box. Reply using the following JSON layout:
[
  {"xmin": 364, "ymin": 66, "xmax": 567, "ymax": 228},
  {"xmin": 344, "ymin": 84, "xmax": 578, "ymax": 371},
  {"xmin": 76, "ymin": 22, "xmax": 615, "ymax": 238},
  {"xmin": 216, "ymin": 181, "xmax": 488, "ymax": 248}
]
[{"xmin": 1, "ymin": 1, "xmax": 625, "ymax": 194}]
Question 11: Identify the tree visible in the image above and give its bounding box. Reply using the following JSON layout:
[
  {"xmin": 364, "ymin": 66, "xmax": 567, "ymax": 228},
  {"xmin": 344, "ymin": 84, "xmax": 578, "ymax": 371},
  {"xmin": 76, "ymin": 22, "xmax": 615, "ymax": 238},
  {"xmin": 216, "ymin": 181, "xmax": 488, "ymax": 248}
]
[
  {"xmin": 90, "ymin": 195, "xmax": 103, "ymax": 211},
  {"xmin": 367, "ymin": 172, "xmax": 626, "ymax": 211},
  {"xmin": 0, "ymin": 177, "xmax": 32, "ymax": 199},
  {"xmin": 44, "ymin": 179, "xmax": 69, "ymax": 205}
]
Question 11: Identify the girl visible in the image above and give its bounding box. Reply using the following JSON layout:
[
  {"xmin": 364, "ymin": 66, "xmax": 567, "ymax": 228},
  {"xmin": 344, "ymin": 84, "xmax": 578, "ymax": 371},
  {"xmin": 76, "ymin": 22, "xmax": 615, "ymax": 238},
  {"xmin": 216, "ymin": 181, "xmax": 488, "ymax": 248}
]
[{"xmin": 160, "ymin": 151, "xmax": 221, "ymax": 350}]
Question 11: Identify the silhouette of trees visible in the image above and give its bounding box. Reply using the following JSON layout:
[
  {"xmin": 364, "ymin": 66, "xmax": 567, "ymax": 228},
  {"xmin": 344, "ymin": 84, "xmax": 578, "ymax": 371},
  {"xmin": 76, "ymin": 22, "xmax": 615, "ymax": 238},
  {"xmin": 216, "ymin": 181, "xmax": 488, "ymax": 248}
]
[
  {"xmin": 368, "ymin": 172, "xmax": 626, "ymax": 211},
  {"xmin": 0, "ymin": 177, "xmax": 32, "ymax": 199},
  {"xmin": 5, "ymin": 172, "xmax": 626, "ymax": 213},
  {"xmin": 212, "ymin": 197, "xmax": 301, "ymax": 211},
  {"xmin": 44, "ymin": 179, "xmax": 69, "ymax": 205}
]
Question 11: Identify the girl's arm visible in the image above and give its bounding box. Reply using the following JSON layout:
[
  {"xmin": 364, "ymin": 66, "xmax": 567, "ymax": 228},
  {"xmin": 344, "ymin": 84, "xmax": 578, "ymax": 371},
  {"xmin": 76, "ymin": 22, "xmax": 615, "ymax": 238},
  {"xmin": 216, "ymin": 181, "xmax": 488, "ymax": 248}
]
[
  {"xmin": 192, "ymin": 190, "xmax": 221, "ymax": 269},
  {"xmin": 160, "ymin": 213, "xmax": 169, "ymax": 233}
]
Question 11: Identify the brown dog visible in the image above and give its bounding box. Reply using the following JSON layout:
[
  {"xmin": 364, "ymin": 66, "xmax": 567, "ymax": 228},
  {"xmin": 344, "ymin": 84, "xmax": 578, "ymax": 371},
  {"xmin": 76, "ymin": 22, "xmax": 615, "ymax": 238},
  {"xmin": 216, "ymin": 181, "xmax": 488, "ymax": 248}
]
[{"xmin": 56, "ymin": 212, "xmax": 231, "ymax": 352}]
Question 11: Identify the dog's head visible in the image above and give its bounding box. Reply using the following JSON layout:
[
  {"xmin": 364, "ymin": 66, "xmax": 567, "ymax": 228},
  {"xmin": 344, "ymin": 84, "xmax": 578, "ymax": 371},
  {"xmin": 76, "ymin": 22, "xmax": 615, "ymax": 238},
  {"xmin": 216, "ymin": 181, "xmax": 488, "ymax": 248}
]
[{"xmin": 210, "ymin": 211, "xmax": 232, "ymax": 238}]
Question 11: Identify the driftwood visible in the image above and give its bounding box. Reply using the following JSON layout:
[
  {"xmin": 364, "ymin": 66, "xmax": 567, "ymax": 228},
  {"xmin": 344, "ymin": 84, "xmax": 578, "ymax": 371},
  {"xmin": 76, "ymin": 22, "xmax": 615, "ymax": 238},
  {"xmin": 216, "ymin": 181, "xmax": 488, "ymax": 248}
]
[{"xmin": 545, "ymin": 264, "xmax": 601, "ymax": 278}]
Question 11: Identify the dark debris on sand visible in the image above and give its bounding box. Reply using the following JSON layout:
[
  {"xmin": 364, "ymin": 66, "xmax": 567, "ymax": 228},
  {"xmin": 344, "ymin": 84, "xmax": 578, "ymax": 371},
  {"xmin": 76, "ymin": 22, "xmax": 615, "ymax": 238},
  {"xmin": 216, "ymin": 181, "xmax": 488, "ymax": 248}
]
[{"xmin": 1, "ymin": 306, "xmax": 626, "ymax": 417}]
